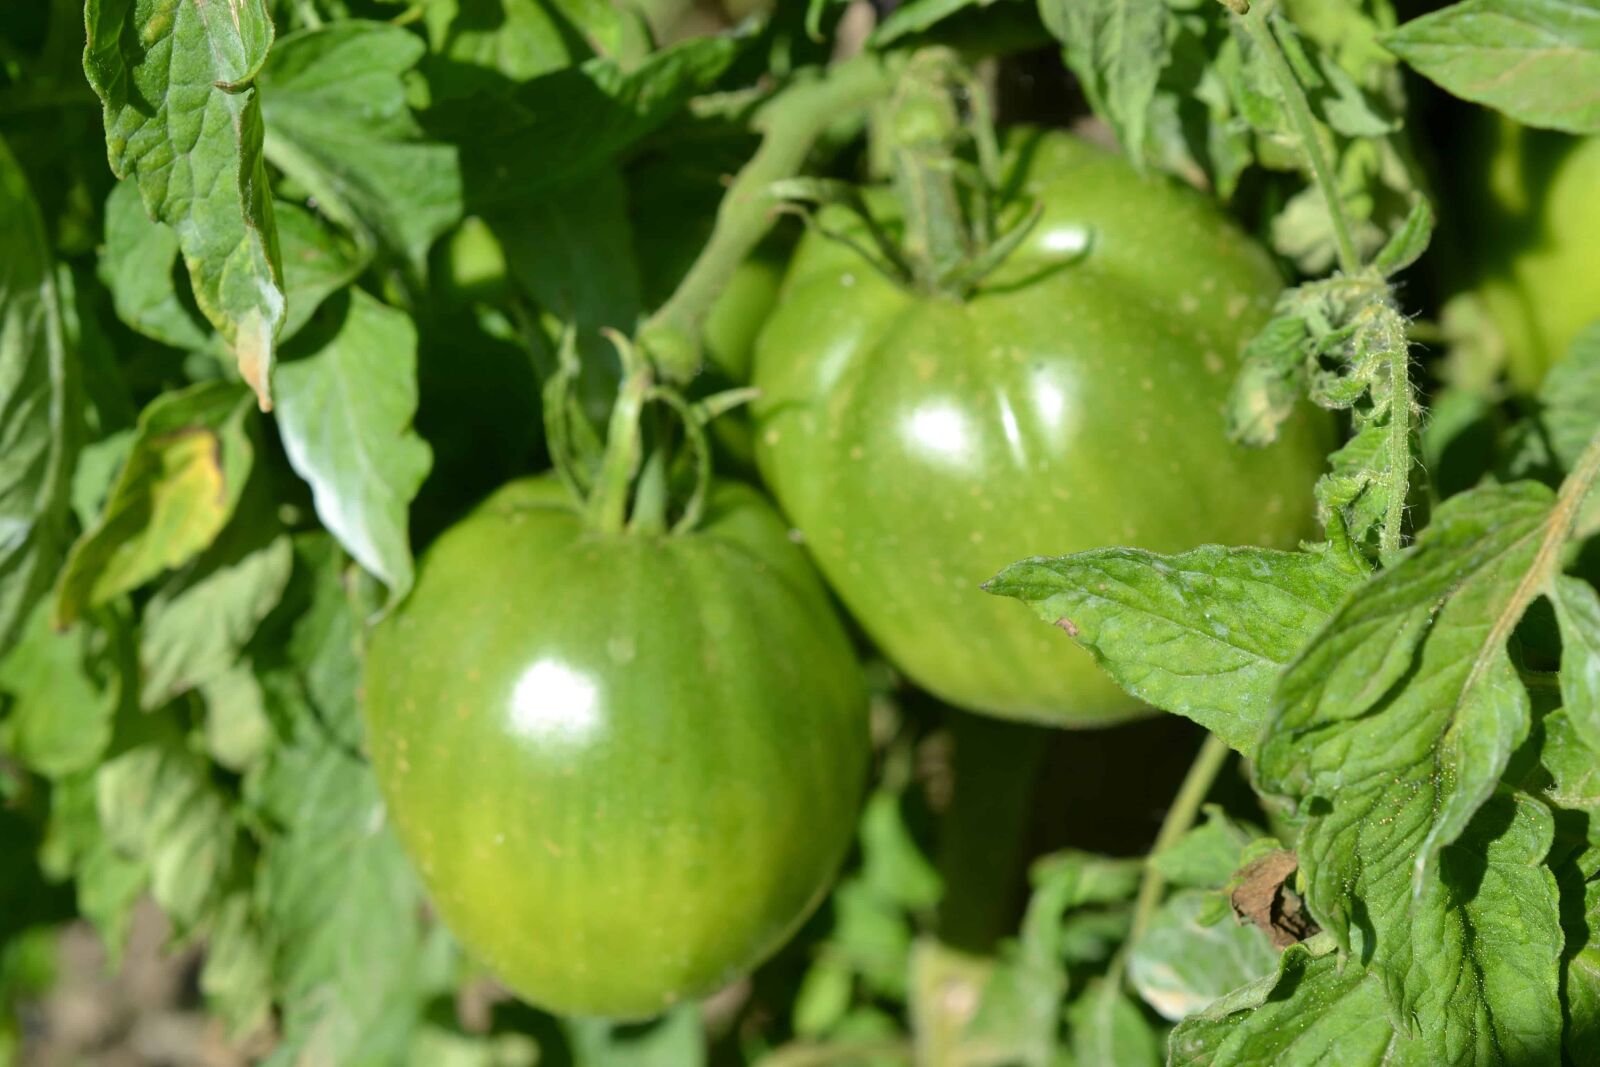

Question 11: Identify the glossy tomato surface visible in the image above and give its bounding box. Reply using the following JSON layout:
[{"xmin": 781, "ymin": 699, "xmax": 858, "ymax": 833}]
[
  {"xmin": 1465, "ymin": 121, "xmax": 1600, "ymax": 391},
  {"xmin": 364, "ymin": 476, "xmax": 869, "ymax": 1018},
  {"xmin": 752, "ymin": 129, "xmax": 1328, "ymax": 726}
]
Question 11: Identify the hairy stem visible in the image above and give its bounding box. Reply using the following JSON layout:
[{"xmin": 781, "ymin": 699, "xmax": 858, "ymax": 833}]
[
  {"xmin": 1382, "ymin": 316, "xmax": 1413, "ymax": 562},
  {"xmin": 642, "ymin": 54, "xmax": 899, "ymax": 381},
  {"xmin": 1233, "ymin": 1, "xmax": 1362, "ymax": 275}
]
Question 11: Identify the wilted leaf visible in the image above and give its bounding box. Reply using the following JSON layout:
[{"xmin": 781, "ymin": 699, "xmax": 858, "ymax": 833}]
[{"xmin": 55, "ymin": 382, "xmax": 256, "ymax": 626}]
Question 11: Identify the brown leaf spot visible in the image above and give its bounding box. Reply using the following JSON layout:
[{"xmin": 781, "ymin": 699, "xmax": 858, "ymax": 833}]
[
  {"xmin": 1054, "ymin": 617, "xmax": 1080, "ymax": 637},
  {"xmin": 1230, "ymin": 849, "xmax": 1320, "ymax": 949},
  {"xmin": 234, "ymin": 309, "xmax": 274, "ymax": 412}
]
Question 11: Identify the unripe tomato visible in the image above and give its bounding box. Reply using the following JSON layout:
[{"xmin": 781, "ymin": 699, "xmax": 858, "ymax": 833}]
[
  {"xmin": 1464, "ymin": 120, "xmax": 1600, "ymax": 391},
  {"xmin": 752, "ymin": 129, "xmax": 1327, "ymax": 726},
  {"xmin": 364, "ymin": 476, "xmax": 869, "ymax": 1018}
]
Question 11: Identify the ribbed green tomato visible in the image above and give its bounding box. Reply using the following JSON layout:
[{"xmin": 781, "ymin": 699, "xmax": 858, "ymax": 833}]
[
  {"xmin": 364, "ymin": 476, "xmax": 868, "ymax": 1018},
  {"xmin": 752, "ymin": 129, "xmax": 1327, "ymax": 726},
  {"xmin": 1465, "ymin": 121, "xmax": 1600, "ymax": 391}
]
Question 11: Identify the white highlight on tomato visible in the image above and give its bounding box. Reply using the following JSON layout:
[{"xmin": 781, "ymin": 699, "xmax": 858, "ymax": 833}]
[{"xmin": 509, "ymin": 660, "xmax": 601, "ymax": 744}]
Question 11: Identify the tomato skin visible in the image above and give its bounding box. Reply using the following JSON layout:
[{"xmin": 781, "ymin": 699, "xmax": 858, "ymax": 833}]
[
  {"xmin": 752, "ymin": 129, "xmax": 1328, "ymax": 726},
  {"xmin": 1467, "ymin": 121, "xmax": 1600, "ymax": 391},
  {"xmin": 364, "ymin": 477, "xmax": 868, "ymax": 1018}
]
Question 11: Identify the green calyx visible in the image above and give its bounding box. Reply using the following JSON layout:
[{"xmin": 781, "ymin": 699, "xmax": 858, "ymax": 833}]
[
  {"xmin": 544, "ymin": 329, "xmax": 751, "ymax": 538},
  {"xmin": 780, "ymin": 49, "xmax": 1041, "ymax": 301}
]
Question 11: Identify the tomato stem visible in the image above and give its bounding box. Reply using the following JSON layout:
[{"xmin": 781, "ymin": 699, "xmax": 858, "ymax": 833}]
[
  {"xmin": 641, "ymin": 53, "xmax": 901, "ymax": 383},
  {"xmin": 1114, "ymin": 733, "xmax": 1232, "ymax": 987},
  {"xmin": 1231, "ymin": 1, "xmax": 1362, "ymax": 276}
]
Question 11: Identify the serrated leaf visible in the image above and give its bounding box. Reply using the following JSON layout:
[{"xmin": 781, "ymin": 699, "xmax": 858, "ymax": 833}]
[
  {"xmin": 97, "ymin": 740, "xmax": 240, "ymax": 931},
  {"xmin": 1169, "ymin": 938, "xmax": 1399, "ymax": 1065},
  {"xmin": 987, "ymin": 547, "xmax": 1359, "ymax": 753},
  {"xmin": 1552, "ymin": 575, "xmax": 1600, "ymax": 753},
  {"xmin": 55, "ymin": 381, "xmax": 256, "ymax": 627},
  {"xmin": 0, "ymin": 133, "xmax": 77, "ymax": 656},
  {"xmin": 83, "ymin": 0, "xmax": 284, "ymax": 407},
  {"xmin": 1258, "ymin": 483, "xmax": 1568, "ymax": 1061},
  {"xmin": 0, "ymin": 601, "xmax": 128, "ymax": 778},
  {"xmin": 1383, "ymin": 0, "xmax": 1600, "ymax": 134},
  {"xmin": 260, "ymin": 22, "xmax": 462, "ymax": 280},
  {"xmin": 439, "ymin": 34, "xmax": 740, "ymax": 209},
  {"xmin": 1040, "ymin": 0, "xmax": 1170, "ymax": 162},
  {"xmin": 1129, "ymin": 889, "xmax": 1278, "ymax": 1022},
  {"xmin": 273, "ymin": 290, "xmax": 432, "ymax": 606}
]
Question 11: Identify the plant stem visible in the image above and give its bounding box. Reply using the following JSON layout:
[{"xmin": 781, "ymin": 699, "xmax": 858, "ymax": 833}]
[
  {"xmin": 1233, "ymin": 1, "xmax": 1361, "ymax": 276},
  {"xmin": 1553, "ymin": 428, "xmax": 1600, "ymax": 541},
  {"xmin": 641, "ymin": 54, "xmax": 899, "ymax": 382},
  {"xmin": 1381, "ymin": 316, "xmax": 1413, "ymax": 562},
  {"xmin": 1117, "ymin": 733, "xmax": 1232, "ymax": 980}
]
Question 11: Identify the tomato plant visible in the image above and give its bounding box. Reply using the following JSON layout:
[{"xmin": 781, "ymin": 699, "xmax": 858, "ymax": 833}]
[
  {"xmin": 755, "ymin": 128, "xmax": 1328, "ymax": 725},
  {"xmin": 2, "ymin": 1, "xmax": 1599, "ymax": 1065}
]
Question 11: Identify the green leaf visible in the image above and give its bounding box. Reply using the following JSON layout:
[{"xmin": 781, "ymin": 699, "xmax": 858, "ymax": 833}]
[
  {"xmin": 1175, "ymin": 794, "xmax": 1561, "ymax": 1065},
  {"xmin": 102, "ymin": 177, "xmax": 365, "ymax": 354},
  {"xmin": 1150, "ymin": 806, "xmax": 1254, "ymax": 890},
  {"xmin": 83, "ymin": 0, "xmax": 284, "ymax": 408},
  {"xmin": 260, "ymin": 22, "xmax": 463, "ymax": 280},
  {"xmin": 1258, "ymin": 482, "xmax": 1568, "ymax": 1061},
  {"xmin": 1383, "ymin": 0, "xmax": 1600, "ymax": 134},
  {"xmin": 273, "ymin": 290, "xmax": 432, "ymax": 606},
  {"xmin": 255, "ymin": 673, "xmax": 437, "ymax": 1065},
  {"xmin": 1065, "ymin": 979, "xmax": 1161, "ymax": 1067},
  {"xmin": 97, "ymin": 740, "xmax": 241, "ymax": 930},
  {"xmin": 0, "ymin": 133, "xmax": 78, "ymax": 656},
  {"xmin": 440, "ymin": 34, "xmax": 741, "ymax": 209},
  {"xmin": 1553, "ymin": 575, "xmax": 1600, "ymax": 754},
  {"xmin": 1541, "ymin": 322, "xmax": 1600, "ymax": 470},
  {"xmin": 421, "ymin": 0, "xmax": 607, "ymax": 99},
  {"xmin": 1568, "ymin": 858, "xmax": 1600, "ymax": 1066},
  {"xmin": 0, "ymin": 601, "xmax": 129, "ymax": 779},
  {"xmin": 987, "ymin": 546, "xmax": 1359, "ymax": 753},
  {"xmin": 140, "ymin": 525, "xmax": 292, "ymax": 710},
  {"xmin": 1169, "ymin": 937, "xmax": 1399, "ymax": 1066},
  {"xmin": 1370, "ymin": 198, "xmax": 1435, "ymax": 278},
  {"xmin": 200, "ymin": 890, "xmax": 273, "ymax": 1034},
  {"xmin": 873, "ymin": 0, "xmax": 989, "ymax": 45},
  {"xmin": 565, "ymin": 1006, "xmax": 706, "ymax": 1067},
  {"xmin": 55, "ymin": 381, "xmax": 256, "ymax": 627},
  {"xmin": 1128, "ymin": 889, "xmax": 1278, "ymax": 1022},
  {"xmin": 1039, "ymin": 0, "xmax": 1170, "ymax": 163}
]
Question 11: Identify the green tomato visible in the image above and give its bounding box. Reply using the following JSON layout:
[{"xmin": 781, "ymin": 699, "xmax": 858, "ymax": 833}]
[
  {"xmin": 364, "ymin": 476, "xmax": 869, "ymax": 1018},
  {"xmin": 752, "ymin": 129, "xmax": 1328, "ymax": 727},
  {"xmin": 1466, "ymin": 120, "xmax": 1600, "ymax": 391}
]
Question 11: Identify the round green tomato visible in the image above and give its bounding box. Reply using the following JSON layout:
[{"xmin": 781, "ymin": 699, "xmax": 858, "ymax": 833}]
[
  {"xmin": 1466, "ymin": 121, "xmax": 1600, "ymax": 391},
  {"xmin": 364, "ymin": 477, "xmax": 869, "ymax": 1018},
  {"xmin": 752, "ymin": 129, "xmax": 1327, "ymax": 727}
]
